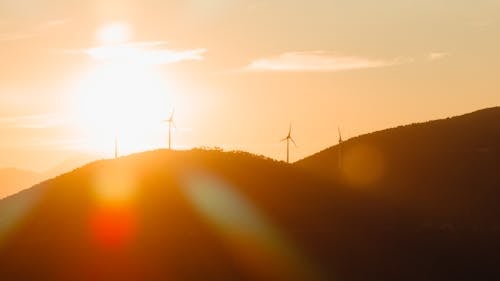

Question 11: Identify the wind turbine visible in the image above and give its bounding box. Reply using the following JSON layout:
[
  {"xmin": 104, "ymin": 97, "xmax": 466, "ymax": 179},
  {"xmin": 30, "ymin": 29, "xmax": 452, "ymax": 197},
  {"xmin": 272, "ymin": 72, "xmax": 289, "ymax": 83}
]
[
  {"xmin": 114, "ymin": 135, "xmax": 119, "ymax": 159},
  {"xmin": 338, "ymin": 127, "xmax": 343, "ymax": 169},
  {"xmin": 281, "ymin": 123, "xmax": 297, "ymax": 163},
  {"xmin": 164, "ymin": 108, "xmax": 176, "ymax": 150}
]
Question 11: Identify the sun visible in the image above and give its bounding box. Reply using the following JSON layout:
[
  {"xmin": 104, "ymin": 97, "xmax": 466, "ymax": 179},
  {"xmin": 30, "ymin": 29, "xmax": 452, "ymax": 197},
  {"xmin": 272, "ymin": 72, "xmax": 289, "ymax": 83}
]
[
  {"xmin": 72, "ymin": 63, "xmax": 175, "ymax": 156},
  {"xmin": 69, "ymin": 23, "xmax": 185, "ymax": 156},
  {"xmin": 98, "ymin": 22, "xmax": 131, "ymax": 44}
]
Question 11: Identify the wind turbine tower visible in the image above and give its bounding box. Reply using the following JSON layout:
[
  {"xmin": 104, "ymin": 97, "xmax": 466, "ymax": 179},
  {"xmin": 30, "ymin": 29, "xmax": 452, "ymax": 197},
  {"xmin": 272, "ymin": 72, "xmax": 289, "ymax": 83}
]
[
  {"xmin": 338, "ymin": 127, "xmax": 343, "ymax": 169},
  {"xmin": 164, "ymin": 108, "xmax": 176, "ymax": 150},
  {"xmin": 114, "ymin": 135, "xmax": 118, "ymax": 159},
  {"xmin": 281, "ymin": 123, "xmax": 297, "ymax": 163}
]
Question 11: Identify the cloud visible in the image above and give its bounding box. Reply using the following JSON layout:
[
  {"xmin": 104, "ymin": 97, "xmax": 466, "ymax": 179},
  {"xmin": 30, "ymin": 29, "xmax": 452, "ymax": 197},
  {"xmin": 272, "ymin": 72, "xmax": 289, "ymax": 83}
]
[
  {"xmin": 428, "ymin": 52, "xmax": 450, "ymax": 61},
  {"xmin": 245, "ymin": 51, "xmax": 413, "ymax": 72},
  {"xmin": 0, "ymin": 19, "xmax": 67, "ymax": 41},
  {"xmin": 0, "ymin": 114, "xmax": 64, "ymax": 129},
  {"xmin": 68, "ymin": 41, "xmax": 206, "ymax": 65}
]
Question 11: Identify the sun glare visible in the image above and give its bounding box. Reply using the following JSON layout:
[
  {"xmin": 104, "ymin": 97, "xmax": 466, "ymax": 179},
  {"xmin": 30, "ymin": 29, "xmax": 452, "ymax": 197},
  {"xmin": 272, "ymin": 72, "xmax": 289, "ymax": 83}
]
[
  {"xmin": 69, "ymin": 23, "xmax": 185, "ymax": 156},
  {"xmin": 72, "ymin": 62, "xmax": 175, "ymax": 155}
]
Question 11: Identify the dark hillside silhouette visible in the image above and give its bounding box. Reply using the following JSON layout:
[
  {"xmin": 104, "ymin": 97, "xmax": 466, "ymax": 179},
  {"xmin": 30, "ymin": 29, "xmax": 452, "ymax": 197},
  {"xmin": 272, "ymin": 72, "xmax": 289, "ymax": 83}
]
[
  {"xmin": 297, "ymin": 107, "xmax": 500, "ymax": 223},
  {"xmin": 0, "ymin": 149, "xmax": 424, "ymax": 281},
  {"xmin": 0, "ymin": 108, "xmax": 499, "ymax": 280},
  {"xmin": 0, "ymin": 150, "xmax": 354, "ymax": 281}
]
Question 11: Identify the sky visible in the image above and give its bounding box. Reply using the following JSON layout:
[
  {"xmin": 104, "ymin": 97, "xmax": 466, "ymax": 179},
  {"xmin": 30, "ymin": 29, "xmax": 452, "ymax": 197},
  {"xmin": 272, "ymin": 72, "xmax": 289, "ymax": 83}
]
[{"xmin": 0, "ymin": 0, "xmax": 499, "ymax": 171}]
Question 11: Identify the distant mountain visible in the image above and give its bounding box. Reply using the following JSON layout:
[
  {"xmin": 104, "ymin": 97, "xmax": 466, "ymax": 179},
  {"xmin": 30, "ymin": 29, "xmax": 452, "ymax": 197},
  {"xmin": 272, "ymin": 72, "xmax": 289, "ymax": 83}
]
[
  {"xmin": 0, "ymin": 154, "xmax": 99, "ymax": 199},
  {"xmin": 0, "ymin": 168, "xmax": 41, "ymax": 198},
  {"xmin": 42, "ymin": 153, "xmax": 99, "ymax": 179},
  {"xmin": 0, "ymin": 108, "xmax": 499, "ymax": 281},
  {"xmin": 296, "ymin": 107, "xmax": 500, "ymax": 222}
]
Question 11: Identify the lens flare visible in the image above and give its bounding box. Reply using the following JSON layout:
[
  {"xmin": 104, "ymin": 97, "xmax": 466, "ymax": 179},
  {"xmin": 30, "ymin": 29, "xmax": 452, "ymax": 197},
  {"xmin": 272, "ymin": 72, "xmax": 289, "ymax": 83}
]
[
  {"xmin": 91, "ymin": 207, "xmax": 136, "ymax": 248},
  {"xmin": 0, "ymin": 188, "xmax": 43, "ymax": 247},
  {"xmin": 89, "ymin": 163, "xmax": 138, "ymax": 248},
  {"xmin": 92, "ymin": 164, "xmax": 137, "ymax": 204},
  {"xmin": 341, "ymin": 143, "xmax": 385, "ymax": 186},
  {"xmin": 183, "ymin": 172, "xmax": 321, "ymax": 280}
]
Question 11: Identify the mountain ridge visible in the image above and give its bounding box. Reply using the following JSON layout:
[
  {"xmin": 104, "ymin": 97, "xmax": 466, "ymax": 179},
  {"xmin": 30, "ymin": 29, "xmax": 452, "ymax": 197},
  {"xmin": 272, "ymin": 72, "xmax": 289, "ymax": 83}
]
[
  {"xmin": 0, "ymin": 107, "xmax": 499, "ymax": 280},
  {"xmin": 296, "ymin": 106, "xmax": 500, "ymax": 163}
]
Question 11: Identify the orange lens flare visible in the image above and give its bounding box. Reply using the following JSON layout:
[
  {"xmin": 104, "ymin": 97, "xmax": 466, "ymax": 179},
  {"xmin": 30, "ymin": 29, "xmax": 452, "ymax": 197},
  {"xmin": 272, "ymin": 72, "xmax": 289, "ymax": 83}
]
[
  {"xmin": 89, "ymin": 164, "xmax": 138, "ymax": 248},
  {"xmin": 184, "ymin": 173, "xmax": 320, "ymax": 280},
  {"xmin": 341, "ymin": 143, "xmax": 385, "ymax": 186},
  {"xmin": 91, "ymin": 207, "xmax": 136, "ymax": 248}
]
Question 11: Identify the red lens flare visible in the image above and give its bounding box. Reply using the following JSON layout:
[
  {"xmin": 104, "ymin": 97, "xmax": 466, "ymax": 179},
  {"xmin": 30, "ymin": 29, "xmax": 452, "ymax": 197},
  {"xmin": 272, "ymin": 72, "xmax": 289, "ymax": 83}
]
[{"xmin": 90, "ymin": 207, "xmax": 136, "ymax": 248}]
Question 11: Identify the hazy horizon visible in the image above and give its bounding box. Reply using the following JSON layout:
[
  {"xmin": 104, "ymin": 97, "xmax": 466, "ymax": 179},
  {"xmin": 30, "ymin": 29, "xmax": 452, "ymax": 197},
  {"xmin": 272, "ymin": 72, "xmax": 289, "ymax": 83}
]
[{"xmin": 1, "ymin": 0, "xmax": 499, "ymax": 171}]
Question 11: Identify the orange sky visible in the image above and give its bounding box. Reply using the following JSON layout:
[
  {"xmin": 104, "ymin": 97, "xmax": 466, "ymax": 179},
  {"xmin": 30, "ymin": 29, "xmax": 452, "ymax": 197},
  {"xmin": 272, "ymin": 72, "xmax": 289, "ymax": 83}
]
[{"xmin": 1, "ymin": 0, "xmax": 499, "ymax": 171}]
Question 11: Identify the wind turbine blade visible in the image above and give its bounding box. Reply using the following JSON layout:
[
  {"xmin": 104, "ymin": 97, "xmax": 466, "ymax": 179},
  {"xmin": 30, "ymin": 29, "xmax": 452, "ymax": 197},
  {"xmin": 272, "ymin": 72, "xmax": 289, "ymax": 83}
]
[
  {"xmin": 170, "ymin": 108, "xmax": 175, "ymax": 119},
  {"xmin": 288, "ymin": 122, "xmax": 292, "ymax": 136},
  {"xmin": 290, "ymin": 137, "xmax": 297, "ymax": 147}
]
